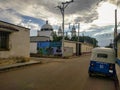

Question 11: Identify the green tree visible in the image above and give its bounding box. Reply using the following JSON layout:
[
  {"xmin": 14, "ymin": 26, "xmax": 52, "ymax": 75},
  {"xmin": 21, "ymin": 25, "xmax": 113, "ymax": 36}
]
[
  {"xmin": 71, "ymin": 36, "xmax": 98, "ymax": 47},
  {"xmin": 65, "ymin": 36, "xmax": 70, "ymax": 40},
  {"xmin": 53, "ymin": 35, "xmax": 62, "ymax": 41},
  {"xmin": 52, "ymin": 31, "xmax": 62, "ymax": 41},
  {"xmin": 71, "ymin": 36, "xmax": 78, "ymax": 41},
  {"xmin": 52, "ymin": 31, "xmax": 98, "ymax": 47}
]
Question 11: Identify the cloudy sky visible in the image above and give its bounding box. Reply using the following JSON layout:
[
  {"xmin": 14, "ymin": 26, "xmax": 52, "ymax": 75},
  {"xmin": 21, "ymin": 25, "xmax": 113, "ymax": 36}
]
[{"xmin": 0, "ymin": 0, "xmax": 120, "ymax": 46}]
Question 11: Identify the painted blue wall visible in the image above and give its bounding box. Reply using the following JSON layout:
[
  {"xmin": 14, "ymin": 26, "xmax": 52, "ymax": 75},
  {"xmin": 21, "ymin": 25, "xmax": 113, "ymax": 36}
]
[{"xmin": 37, "ymin": 41, "xmax": 62, "ymax": 55}]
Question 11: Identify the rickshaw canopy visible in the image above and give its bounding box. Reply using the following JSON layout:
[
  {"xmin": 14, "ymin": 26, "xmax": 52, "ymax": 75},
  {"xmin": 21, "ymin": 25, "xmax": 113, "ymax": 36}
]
[{"xmin": 91, "ymin": 47, "xmax": 115, "ymax": 64}]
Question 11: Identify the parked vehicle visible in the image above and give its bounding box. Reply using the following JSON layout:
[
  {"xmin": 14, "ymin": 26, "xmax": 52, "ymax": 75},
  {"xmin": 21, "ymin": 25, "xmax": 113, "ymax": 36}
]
[{"xmin": 88, "ymin": 47, "xmax": 116, "ymax": 78}]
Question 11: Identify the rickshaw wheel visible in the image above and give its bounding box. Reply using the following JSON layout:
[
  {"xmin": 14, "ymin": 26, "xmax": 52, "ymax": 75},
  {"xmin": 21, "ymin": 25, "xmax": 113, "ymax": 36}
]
[
  {"xmin": 111, "ymin": 75, "xmax": 117, "ymax": 80},
  {"xmin": 89, "ymin": 73, "xmax": 93, "ymax": 77}
]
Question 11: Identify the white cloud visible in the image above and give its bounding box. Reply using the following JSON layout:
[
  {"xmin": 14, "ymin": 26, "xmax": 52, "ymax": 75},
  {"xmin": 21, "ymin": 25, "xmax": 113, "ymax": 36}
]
[
  {"xmin": 0, "ymin": 0, "xmax": 119, "ymax": 46},
  {"xmin": 0, "ymin": 0, "xmax": 102, "ymax": 24},
  {"xmin": 0, "ymin": 9, "xmax": 22, "ymax": 24},
  {"xmin": 20, "ymin": 21, "xmax": 41, "ymax": 30},
  {"xmin": 92, "ymin": 2, "xmax": 118, "ymax": 26}
]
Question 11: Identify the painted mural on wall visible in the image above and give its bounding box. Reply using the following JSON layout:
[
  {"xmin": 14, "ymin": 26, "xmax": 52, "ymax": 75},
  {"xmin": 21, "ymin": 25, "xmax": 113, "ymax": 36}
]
[{"xmin": 37, "ymin": 41, "xmax": 62, "ymax": 56}]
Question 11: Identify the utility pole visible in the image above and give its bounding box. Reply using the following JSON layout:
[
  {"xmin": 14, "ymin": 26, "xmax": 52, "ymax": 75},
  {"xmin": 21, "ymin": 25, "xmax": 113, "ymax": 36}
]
[
  {"xmin": 114, "ymin": 9, "xmax": 117, "ymax": 57},
  {"xmin": 77, "ymin": 23, "xmax": 80, "ymax": 56},
  {"xmin": 114, "ymin": 9, "xmax": 117, "ymax": 39},
  {"xmin": 77, "ymin": 23, "xmax": 80, "ymax": 42},
  {"xmin": 57, "ymin": 0, "xmax": 74, "ymax": 57}
]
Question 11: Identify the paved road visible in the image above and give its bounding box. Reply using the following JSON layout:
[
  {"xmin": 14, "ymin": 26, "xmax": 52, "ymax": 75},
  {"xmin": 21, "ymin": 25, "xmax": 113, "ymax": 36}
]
[{"xmin": 0, "ymin": 55, "xmax": 116, "ymax": 90}]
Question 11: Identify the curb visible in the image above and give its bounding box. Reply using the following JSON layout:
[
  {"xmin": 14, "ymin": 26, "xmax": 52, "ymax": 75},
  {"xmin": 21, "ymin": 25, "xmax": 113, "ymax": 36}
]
[
  {"xmin": 0, "ymin": 61, "xmax": 42, "ymax": 72},
  {"xmin": 114, "ymin": 78, "xmax": 120, "ymax": 90}
]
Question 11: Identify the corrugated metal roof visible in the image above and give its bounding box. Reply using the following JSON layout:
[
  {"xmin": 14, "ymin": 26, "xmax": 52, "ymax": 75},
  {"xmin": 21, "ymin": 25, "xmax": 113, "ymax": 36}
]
[{"xmin": 91, "ymin": 47, "xmax": 115, "ymax": 63}]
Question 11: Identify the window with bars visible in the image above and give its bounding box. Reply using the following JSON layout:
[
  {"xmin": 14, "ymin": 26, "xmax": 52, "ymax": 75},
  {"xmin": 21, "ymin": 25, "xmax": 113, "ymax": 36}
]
[{"xmin": 0, "ymin": 31, "xmax": 9, "ymax": 50}]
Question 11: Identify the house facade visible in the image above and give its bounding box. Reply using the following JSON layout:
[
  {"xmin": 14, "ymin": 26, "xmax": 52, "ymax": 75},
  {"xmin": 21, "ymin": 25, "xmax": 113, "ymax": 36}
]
[
  {"xmin": 114, "ymin": 33, "xmax": 120, "ymax": 89},
  {"xmin": 0, "ymin": 21, "xmax": 30, "ymax": 59}
]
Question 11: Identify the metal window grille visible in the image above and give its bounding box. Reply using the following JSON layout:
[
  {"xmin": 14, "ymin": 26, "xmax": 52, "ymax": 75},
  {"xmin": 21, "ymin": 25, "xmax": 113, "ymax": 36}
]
[{"xmin": 0, "ymin": 31, "xmax": 9, "ymax": 50}]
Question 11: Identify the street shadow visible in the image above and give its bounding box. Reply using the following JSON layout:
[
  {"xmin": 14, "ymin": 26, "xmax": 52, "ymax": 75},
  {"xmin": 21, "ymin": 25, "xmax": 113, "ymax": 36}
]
[
  {"xmin": 89, "ymin": 74, "xmax": 114, "ymax": 81},
  {"xmin": 82, "ymin": 74, "xmax": 115, "ymax": 90}
]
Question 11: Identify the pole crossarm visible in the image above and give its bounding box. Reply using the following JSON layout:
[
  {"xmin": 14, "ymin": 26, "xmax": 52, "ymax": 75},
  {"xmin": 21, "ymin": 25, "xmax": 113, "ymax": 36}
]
[
  {"xmin": 57, "ymin": 0, "xmax": 73, "ymax": 14},
  {"xmin": 63, "ymin": 1, "xmax": 71, "ymax": 9},
  {"xmin": 57, "ymin": 6, "xmax": 64, "ymax": 15}
]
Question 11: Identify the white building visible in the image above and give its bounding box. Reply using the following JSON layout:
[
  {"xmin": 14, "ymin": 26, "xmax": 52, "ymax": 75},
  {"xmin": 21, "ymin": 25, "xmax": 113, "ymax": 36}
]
[
  {"xmin": 0, "ymin": 20, "xmax": 30, "ymax": 59},
  {"xmin": 30, "ymin": 21, "xmax": 54, "ymax": 54},
  {"xmin": 37, "ymin": 21, "xmax": 53, "ymax": 41}
]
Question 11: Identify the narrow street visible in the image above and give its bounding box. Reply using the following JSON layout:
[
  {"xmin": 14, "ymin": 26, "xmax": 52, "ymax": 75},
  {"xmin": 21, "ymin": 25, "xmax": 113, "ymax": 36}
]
[{"xmin": 0, "ymin": 55, "xmax": 116, "ymax": 90}]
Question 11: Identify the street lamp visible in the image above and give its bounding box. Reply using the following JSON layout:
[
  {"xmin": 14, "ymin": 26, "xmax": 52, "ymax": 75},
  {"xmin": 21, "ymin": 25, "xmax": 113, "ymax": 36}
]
[{"xmin": 57, "ymin": 0, "xmax": 74, "ymax": 57}]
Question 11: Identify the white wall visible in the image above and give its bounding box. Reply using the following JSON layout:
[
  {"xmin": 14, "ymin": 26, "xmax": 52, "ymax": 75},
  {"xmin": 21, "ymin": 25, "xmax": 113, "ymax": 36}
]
[
  {"xmin": 30, "ymin": 43, "xmax": 37, "ymax": 53},
  {"xmin": 38, "ymin": 31, "xmax": 53, "ymax": 40},
  {"xmin": 63, "ymin": 47, "xmax": 73, "ymax": 57},
  {"xmin": 64, "ymin": 41, "xmax": 76, "ymax": 54},
  {"xmin": 81, "ymin": 43, "xmax": 93, "ymax": 54},
  {"xmin": 64, "ymin": 40, "xmax": 93, "ymax": 55}
]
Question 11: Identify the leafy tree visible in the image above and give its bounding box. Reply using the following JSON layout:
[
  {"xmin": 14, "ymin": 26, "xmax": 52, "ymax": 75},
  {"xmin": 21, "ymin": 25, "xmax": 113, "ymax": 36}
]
[
  {"xmin": 52, "ymin": 31, "xmax": 57, "ymax": 41},
  {"xmin": 65, "ymin": 36, "xmax": 70, "ymax": 40},
  {"xmin": 53, "ymin": 36, "xmax": 62, "ymax": 41},
  {"xmin": 71, "ymin": 36, "xmax": 78, "ymax": 41},
  {"xmin": 71, "ymin": 36, "xmax": 98, "ymax": 47},
  {"xmin": 53, "ymin": 31, "xmax": 70, "ymax": 41},
  {"xmin": 52, "ymin": 31, "xmax": 98, "ymax": 47}
]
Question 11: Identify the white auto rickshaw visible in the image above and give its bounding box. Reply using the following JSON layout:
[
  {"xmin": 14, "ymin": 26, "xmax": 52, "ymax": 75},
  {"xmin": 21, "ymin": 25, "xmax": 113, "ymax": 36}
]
[{"xmin": 88, "ymin": 47, "xmax": 116, "ymax": 78}]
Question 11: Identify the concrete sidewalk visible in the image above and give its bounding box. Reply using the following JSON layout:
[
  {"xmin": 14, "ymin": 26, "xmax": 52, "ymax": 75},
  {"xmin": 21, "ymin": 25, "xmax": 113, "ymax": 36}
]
[
  {"xmin": 0, "ymin": 57, "xmax": 65, "ymax": 72},
  {"xmin": 0, "ymin": 55, "xmax": 88, "ymax": 72},
  {"xmin": 0, "ymin": 60, "xmax": 42, "ymax": 72}
]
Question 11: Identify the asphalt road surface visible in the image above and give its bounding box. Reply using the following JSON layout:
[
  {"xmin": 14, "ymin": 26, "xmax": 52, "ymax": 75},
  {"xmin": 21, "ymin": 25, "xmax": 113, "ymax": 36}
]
[{"xmin": 0, "ymin": 55, "xmax": 116, "ymax": 90}]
